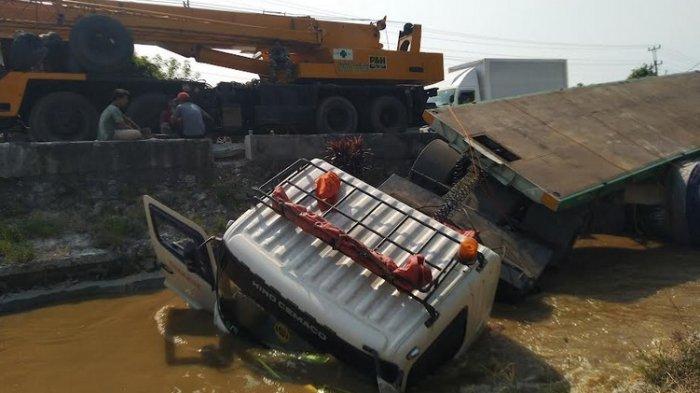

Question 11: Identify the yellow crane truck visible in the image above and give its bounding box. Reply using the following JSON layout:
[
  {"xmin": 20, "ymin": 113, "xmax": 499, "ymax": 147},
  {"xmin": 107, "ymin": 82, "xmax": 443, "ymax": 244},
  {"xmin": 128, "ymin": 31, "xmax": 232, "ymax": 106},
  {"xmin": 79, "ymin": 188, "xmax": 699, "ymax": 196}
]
[{"xmin": 0, "ymin": 0, "xmax": 443, "ymax": 141}]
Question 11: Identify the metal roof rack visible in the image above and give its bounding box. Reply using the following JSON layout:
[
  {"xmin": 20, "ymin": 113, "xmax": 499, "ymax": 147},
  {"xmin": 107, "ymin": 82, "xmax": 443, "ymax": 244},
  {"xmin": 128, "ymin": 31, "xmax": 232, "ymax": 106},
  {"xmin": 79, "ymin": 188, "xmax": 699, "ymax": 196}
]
[{"xmin": 252, "ymin": 159, "xmax": 476, "ymax": 327}]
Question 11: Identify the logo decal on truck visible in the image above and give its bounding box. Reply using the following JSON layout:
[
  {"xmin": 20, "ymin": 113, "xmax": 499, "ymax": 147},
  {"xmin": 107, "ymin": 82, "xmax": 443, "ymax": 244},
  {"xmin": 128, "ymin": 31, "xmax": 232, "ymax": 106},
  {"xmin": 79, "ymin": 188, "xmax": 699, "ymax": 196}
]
[
  {"xmin": 252, "ymin": 280, "xmax": 328, "ymax": 341},
  {"xmin": 369, "ymin": 56, "xmax": 387, "ymax": 69},
  {"xmin": 333, "ymin": 48, "xmax": 354, "ymax": 61}
]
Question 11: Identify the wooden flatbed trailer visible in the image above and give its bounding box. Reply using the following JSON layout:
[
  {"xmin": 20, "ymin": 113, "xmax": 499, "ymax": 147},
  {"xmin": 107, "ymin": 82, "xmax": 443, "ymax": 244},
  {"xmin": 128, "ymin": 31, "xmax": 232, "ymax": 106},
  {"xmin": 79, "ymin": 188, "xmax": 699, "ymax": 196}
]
[{"xmin": 404, "ymin": 72, "xmax": 700, "ymax": 296}]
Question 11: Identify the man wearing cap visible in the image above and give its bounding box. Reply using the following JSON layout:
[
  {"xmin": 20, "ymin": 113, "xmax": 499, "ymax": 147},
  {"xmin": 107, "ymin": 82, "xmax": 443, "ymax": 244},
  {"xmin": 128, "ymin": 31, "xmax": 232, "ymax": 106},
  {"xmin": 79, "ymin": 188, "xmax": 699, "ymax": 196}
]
[
  {"xmin": 97, "ymin": 88, "xmax": 142, "ymax": 141},
  {"xmin": 171, "ymin": 91, "xmax": 211, "ymax": 138}
]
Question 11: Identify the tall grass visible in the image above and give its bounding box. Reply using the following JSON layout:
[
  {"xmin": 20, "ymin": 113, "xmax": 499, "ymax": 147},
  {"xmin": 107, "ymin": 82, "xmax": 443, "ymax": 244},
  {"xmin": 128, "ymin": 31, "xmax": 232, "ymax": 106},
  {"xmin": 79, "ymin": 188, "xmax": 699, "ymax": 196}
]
[{"xmin": 635, "ymin": 330, "xmax": 700, "ymax": 393}]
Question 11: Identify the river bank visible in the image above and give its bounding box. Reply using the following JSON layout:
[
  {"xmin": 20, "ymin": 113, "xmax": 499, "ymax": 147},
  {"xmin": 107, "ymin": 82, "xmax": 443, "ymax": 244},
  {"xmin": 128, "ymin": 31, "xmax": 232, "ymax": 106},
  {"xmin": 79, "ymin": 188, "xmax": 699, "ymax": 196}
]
[{"xmin": 1, "ymin": 234, "xmax": 698, "ymax": 393}]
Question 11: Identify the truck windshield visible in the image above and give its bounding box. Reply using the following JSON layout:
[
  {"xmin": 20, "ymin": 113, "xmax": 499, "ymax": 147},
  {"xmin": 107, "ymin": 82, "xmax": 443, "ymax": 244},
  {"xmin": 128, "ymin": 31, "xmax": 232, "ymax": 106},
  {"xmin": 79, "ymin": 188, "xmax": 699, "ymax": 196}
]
[{"xmin": 428, "ymin": 89, "xmax": 455, "ymax": 107}]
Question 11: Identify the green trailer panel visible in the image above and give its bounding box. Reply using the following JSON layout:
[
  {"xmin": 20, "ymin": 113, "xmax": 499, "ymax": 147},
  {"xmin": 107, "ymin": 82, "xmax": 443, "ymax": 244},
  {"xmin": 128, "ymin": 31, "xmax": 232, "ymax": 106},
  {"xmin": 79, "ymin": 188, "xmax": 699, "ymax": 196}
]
[{"xmin": 426, "ymin": 72, "xmax": 700, "ymax": 211}]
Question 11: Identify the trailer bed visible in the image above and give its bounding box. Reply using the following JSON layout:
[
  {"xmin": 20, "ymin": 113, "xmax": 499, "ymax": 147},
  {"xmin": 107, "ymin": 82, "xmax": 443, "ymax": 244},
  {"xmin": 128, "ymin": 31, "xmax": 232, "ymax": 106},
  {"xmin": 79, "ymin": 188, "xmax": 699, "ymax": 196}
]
[{"xmin": 426, "ymin": 72, "xmax": 700, "ymax": 210}]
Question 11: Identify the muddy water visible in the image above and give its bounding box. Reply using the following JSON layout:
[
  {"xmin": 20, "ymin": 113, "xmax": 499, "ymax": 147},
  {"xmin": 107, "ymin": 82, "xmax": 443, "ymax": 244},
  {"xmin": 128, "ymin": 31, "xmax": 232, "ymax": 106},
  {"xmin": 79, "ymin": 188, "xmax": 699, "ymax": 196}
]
[{"xmin": 1, "ymin": 235, "xmax": 699, "ymax": 393}]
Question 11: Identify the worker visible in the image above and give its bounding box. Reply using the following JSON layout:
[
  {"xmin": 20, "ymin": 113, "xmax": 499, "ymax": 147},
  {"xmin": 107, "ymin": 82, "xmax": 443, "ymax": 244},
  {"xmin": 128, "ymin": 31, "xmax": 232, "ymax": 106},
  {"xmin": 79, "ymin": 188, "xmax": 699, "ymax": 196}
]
[
  {"xmin": 159, "ymin": 99, "xmax": 177, "ymax": 135},
  {"xmin": 97, "ymin": 88, "xmax": 142, "ymax": 141},
  {"xmin": 171, "ymin": 91, "xmax": 212, "ymax": 138}
]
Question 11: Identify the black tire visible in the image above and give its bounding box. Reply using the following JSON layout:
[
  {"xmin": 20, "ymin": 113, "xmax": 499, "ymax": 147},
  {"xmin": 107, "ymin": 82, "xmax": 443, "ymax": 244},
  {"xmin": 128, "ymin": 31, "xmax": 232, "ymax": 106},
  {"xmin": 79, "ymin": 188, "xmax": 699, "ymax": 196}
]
[
  {"xmin": 40, "ymin": 32, "xmax": 68, "ymax": 72},
  {"xmin": 10, "ymin": 33, "xmax": 47, "ymax": 71},
  {"xmin": 69, "ymin": 15, "xmax": 134, "ymax": 73},
  {"xmin": 315, "ymin": 96, "xmax": 358, "ymax": 134},
  {"xmin": 29, "ymin": 92, "xmax": 98, "ymax": 141},
  {"xmin": 126, "ymin": 93, "xmax": 170, "ymax": 132},
  {"xmin": 369, "ymin": 95, "xmax": 408, "ymax": 133},
  {"xmin": 686, "ymin": 163, "xmax": 700, "ymax": 246},
  {"xmin": 410, "ymin": 139, "xmax": 461, "ymax": 194}
]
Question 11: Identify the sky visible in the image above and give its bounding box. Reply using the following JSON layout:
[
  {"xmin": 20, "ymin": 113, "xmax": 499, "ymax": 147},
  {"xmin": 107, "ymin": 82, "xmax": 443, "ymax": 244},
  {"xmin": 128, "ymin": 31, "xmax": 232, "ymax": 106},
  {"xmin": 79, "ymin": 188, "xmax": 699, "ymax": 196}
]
[{"xmin": 132, "ymin": 0, "xmax": 700, "ymax": 87}]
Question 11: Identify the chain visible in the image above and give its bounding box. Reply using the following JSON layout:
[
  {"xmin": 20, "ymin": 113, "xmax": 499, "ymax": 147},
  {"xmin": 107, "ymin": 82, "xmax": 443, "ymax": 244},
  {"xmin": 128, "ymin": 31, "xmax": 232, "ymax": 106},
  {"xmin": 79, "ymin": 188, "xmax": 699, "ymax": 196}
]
[{"xmin": 434, "ymin": 157, "xmax": 481, "ymax": 223}]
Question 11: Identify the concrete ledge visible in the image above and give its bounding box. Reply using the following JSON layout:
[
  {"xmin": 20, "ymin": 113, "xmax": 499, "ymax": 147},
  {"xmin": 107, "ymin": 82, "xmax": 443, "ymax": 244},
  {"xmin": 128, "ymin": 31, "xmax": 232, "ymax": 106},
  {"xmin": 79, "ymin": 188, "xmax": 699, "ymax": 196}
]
[
  {"xmin": 0, "ymin": 139, "xmax": 213, "ymax": 178},
  {"xmin": 0, "ymin": 272, "xmax": 164, "ymax": 314},
  {"xmin": 245, "ymin": 132, "xmax": 440, "ymax": 163},
  {"xmin": 0, "ymin": 250, "xmax": 160, "ymax": 295}
]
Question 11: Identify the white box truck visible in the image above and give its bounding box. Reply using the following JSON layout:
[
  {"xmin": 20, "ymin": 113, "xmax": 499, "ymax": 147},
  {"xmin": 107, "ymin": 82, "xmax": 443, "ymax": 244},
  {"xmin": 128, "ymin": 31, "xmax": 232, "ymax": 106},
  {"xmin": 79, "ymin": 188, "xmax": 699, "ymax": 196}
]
[{"xmin": 428, "ymin": 58, "xmax": 568, "ymax": 107}]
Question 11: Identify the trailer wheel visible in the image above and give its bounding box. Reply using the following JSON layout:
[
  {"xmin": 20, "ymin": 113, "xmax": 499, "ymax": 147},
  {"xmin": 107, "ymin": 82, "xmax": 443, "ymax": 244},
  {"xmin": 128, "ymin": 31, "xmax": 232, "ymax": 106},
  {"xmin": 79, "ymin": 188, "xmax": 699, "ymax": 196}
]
[
  {"xmin": 29, "ymin": 92, "xmax": 98, "ymax": 141},
  {"xmin": 127, "ymin": 93, "xmax": 170, "ymax": 133},
  {"xmin": 69, "ymin": 15, "xmax": 134, "ymax": 73},
  {"xmin": 369, "ymin": 95, "xmax": 407, "ymax": 133},
  {"xmin": 10, "ymin": 33, "xmax": 47, "ymax": 71},
  {"xmin": 687, "ymin": 164, "xmax": 700, "ymax": 246},
  {"xmin": 410, "ymin": 139, "xmax": 461, "ymax": 194},
  {"xmin": 316, "ymin": 96, "xmax": 357, "ymax": 134},
  {"xmin": 669, "ymin": 160, "xmax": 700, "ymax": 246}
]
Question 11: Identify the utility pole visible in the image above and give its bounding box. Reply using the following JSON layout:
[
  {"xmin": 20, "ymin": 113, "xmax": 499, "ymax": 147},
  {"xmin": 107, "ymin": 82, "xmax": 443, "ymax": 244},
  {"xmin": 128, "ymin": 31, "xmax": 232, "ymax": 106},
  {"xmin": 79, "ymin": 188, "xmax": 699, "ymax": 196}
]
[{"xmin": 648, "ymin": 45, "xmax": 662, "ymax": 75}]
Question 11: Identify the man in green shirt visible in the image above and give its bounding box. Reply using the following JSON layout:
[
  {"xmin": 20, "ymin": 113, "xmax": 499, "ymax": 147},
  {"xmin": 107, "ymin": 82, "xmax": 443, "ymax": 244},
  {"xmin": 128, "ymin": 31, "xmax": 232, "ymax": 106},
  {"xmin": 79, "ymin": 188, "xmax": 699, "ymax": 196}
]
[{"xmin": 97, "ymin": 89, "xmax": 141, "ymax": 140}]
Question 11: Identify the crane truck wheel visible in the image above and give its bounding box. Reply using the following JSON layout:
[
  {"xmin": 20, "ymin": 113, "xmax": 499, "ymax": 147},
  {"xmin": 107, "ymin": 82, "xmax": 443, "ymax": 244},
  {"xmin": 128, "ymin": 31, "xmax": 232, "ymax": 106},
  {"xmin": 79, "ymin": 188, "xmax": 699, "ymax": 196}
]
[
  {"xmin": 315, "ymin": 96, "xmax": 358, "ymax": 134},
  {"xmin": 28, "ymin": 92, "xmax": 98, "ymax": 142},
  {"xmin": 69, "ymin": 15, "xmax": 134, "ymax": 73},
  {"xmin": 369, "ymin": 95, "xmax": 408, "ymax": 133},
  {"xmin": 10, "ymin": 33, "xmax": 47, "ymax": 71},
  {"xmin": 410, "ymin": 139, "xmax": 461, "ymax": 195},
  {"xmin": 127, "ymin": 93, "xmax": 170, "ymax": 133}
]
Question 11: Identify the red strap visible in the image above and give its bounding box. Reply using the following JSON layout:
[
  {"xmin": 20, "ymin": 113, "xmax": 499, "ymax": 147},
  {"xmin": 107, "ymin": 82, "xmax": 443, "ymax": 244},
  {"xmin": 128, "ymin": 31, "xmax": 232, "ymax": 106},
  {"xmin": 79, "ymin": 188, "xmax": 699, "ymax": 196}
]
[{"xmin": 270, "ymin": 186, "xmax": 432, "ymax": 291}]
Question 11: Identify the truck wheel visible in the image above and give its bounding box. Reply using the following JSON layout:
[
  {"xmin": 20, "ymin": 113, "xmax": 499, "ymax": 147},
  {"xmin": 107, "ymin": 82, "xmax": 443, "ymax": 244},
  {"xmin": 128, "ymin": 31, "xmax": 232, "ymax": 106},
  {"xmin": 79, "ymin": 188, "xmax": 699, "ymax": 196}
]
[
  {"xmin": 369, "ymin": 95, "xmax": 407, "ymax": 133},
  {"xmin": 688, "ymin": 164, "xmax": 700, "ymax": 246},
  {"xmin": 127, "ymin": 93, "xmax": 170, "ymax": 133},
  {"xmin": 10, "ymin": 33, "xmax": 47, "ymax": 71},
  {"xmin": 69, "ymin": 15, "xmax": 134, "ymax": 73},
  {"xmin": 668, "ymin": 160, "xmax": 700, "ymax": 246},
  {"xmin": 410, "ymin": 139, "xmax": 461, "ymax": 194},
  {"xmin": 315, "ymin": 96, "xmax": 357, "ymax": 134},
  {"xmin": 29, "ymin": 92, "xmax": 98, "ymax": 141}
]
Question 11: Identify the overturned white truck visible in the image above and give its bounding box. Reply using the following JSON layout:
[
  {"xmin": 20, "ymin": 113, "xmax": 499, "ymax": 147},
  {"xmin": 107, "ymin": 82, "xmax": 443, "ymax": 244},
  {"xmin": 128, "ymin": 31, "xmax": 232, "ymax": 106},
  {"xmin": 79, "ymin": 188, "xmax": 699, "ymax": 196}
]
[
  {"xmin": 144, "ymin": 158, "xmax": 501, "ymax": 392},
  {"xmin": 406, "ymin": 72, "xmax": 700, "ymax": 297}
]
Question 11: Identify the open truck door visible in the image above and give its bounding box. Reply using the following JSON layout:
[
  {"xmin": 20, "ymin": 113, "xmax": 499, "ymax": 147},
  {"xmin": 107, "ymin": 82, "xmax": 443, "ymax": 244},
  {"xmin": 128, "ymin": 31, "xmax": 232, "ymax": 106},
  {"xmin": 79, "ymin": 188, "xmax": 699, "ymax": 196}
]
[
  {"xmin": 143, "ymin": 195, "xmax": 314, "ymax": 350},
  {"xmin": 143, "ymin": 195, "xmax": 218, "ymax": 311}
]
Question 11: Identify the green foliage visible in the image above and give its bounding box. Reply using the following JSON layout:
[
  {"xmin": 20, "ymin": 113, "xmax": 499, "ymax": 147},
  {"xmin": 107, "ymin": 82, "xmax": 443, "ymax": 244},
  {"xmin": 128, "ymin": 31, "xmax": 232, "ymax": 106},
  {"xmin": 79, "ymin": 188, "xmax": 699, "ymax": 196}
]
[
  {"xmin": 635, "ymin": 330, "xmax": 700, "ymax": 392},
  {"xmin": 130, "ymin": 55, "xmax": 201, "ymax": 80},
  {"xmin": 131, "ymin": 55, "xmax": 166, "ymax": 79},
  {"xmin": 0, "ymin": 213, "xmax": 65, "ymax": 263},
  {"xmin": 15, "ymin": 213, "xmax": 63, "ymax": 239},
  {"xmin": 93, "ymin": 210, "xmax": 146, "ymax": 248},
  {"xmin": 0, "ymin": 239, "xmax": 34, "ymax": 263},
  {"xmin": 628, "ymin": 63, "xmax": 657, "ymax": 80}
]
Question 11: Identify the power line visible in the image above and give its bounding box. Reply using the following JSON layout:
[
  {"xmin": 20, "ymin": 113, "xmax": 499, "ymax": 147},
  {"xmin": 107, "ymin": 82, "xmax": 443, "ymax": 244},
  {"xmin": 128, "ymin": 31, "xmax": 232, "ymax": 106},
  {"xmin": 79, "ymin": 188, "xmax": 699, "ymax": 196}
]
[
  {"xmin": 686, "ymin": 62, "xmax": 700, "ymax": 72},
  {"xmin": 422, "ymin": 33, "xmax": 647, "ymax": 52},
  {"xmin": 424, "ymin": 27, "xmax": 648, "ymax": 49}
]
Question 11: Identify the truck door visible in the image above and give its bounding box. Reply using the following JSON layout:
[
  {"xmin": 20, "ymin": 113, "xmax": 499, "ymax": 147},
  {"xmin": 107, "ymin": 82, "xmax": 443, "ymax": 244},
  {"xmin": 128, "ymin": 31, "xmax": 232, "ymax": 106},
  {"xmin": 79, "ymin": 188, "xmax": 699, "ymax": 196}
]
[{"xmin": 143, "ymin": 195, "xmax": 218, "ymax": 311}]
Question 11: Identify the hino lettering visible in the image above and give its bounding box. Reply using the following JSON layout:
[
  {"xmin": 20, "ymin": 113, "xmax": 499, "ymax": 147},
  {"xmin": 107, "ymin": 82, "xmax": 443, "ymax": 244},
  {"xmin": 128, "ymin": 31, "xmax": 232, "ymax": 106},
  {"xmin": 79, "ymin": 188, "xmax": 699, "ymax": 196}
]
[{"xmin": 252, "ymin": 280, "xmax": 328, "ymax": 341}]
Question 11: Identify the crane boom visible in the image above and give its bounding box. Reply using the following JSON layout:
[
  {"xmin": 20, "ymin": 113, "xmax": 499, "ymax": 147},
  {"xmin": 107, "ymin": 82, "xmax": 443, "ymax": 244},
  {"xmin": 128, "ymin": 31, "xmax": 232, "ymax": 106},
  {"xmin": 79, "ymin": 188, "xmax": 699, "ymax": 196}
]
[{"xmin": 0, "ymin": 0, "xmax": 443, "ymax": 84}]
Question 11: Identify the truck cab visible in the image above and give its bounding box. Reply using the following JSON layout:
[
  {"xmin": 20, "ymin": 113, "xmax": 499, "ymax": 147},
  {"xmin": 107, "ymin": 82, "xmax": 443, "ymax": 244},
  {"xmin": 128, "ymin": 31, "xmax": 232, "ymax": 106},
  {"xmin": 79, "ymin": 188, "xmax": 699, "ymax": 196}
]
[{"xmin": 428, "ymin": 58, "xmax": 568, "ymax": 108}]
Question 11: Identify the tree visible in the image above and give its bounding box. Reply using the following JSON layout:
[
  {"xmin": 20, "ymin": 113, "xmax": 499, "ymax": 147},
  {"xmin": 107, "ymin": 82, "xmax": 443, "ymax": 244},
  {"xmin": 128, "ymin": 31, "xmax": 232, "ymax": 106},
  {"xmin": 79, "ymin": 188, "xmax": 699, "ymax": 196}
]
[
  {"xmin": 129, "ymin": 55, "xmax": 201, "ymax": 80},
  {"xmin": 628, "ymin": 63, "xmax": 657, "ymax": 80},
  {"xmin": 151, "ymin": 55, "xmax": 201, "ymax": 80},
  {"xmin": 130, "ymin": 55, "xmax": 165, "ymax": 79}
]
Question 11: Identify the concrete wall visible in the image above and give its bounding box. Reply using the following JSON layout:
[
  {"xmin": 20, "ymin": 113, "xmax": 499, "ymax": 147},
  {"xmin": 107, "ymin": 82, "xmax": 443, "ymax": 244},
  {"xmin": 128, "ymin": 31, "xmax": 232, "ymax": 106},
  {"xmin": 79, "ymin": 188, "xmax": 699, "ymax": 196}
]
[
  {"xmin": 0, "ymin": 139, "xmax": 212, "ymax": 179},
  {"xmin": 245, "ymin": 132, "xmax": 440, "ymax": 164}
]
